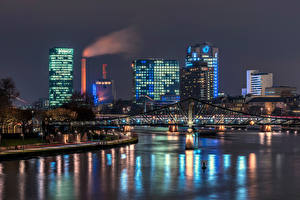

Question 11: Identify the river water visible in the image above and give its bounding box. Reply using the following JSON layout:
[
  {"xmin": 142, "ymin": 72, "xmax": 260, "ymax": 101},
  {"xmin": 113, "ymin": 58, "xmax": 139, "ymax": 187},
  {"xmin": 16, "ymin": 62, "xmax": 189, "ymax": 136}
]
[{"xmin": 1, "ymin": 128, "xmax": 300, "ymax": 200}]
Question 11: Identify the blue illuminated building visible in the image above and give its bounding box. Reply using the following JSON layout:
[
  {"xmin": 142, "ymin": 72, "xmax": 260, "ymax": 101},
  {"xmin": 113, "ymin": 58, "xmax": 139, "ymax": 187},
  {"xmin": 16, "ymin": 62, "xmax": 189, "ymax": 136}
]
[
  {"xmin": 181, "ymin": 42, "xmax": 219, "ymax": 101},
  {"xmin": 92, "ymin": 80, "xmax": 115, "ymax": 105},
  {"xmin": 132, "ymin": 59, "xmax": 180, "ymax": 104}
]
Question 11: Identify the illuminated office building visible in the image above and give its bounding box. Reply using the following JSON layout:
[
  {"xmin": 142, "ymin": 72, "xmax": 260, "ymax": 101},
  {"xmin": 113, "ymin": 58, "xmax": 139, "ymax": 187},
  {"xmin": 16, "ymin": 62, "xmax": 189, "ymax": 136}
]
[
  {"xmin": 181, "ymin": 42, "xmax": 219, "ymax": 100},
  {"xmin": 132, "ymin": 59, "xmax": 180, "ymax": 103},
  {"xmin": 246, "ymin": 70, "xmax": 273, "ymax": 96},
  {"xmin": 49, "ymin": 47, "xmax": 74, "ymax": 107},
  {"xmin": 181, "ymin": 62, "xmax": 213, "ymax": 101}
]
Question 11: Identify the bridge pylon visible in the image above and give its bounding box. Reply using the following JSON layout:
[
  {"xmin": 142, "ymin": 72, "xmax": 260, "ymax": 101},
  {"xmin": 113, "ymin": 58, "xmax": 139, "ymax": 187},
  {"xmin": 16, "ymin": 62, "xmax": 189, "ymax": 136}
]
[
  {"xmin": 261, "ymin": 125, "xmax": 272, "ymax": 132},
  {"xmin": 168, "ymin": 124, "xmax": 178, "ymax": 132},
  {"xmin": 187, "ymin": 100, "xmax": 195, "ymax": 132},
  {"xmin": 216, "ymin": 125, "xmax": 226, "ymax": 132}
]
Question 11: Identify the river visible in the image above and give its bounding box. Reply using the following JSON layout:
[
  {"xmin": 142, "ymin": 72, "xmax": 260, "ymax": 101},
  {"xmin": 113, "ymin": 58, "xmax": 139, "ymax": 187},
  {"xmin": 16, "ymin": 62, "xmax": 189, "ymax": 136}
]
[{"xmin": 1, "ymin": 128, "xmax": 300, "ymax": 199}]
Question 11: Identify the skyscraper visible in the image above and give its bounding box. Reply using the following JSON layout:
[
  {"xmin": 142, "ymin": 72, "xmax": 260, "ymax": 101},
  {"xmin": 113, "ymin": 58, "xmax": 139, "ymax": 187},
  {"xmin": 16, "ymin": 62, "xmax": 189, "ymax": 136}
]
[
  {"xmin": 49, "ymin": 47, "xmax": 74, "ymax": 107},
  {"xmin": 132, "ymin": 59, "xmax": 180, "ymax": 104},
  {"xmin": 246, "ymin": 70, "xmax": 273, "ymax": 96},
  {"xmin": 181, "ymin": 42, "xmax": 219, "ymax": 100},
  {"xmin": 181, "ymin": 62, "xmax": 214, "ymax": 101}
]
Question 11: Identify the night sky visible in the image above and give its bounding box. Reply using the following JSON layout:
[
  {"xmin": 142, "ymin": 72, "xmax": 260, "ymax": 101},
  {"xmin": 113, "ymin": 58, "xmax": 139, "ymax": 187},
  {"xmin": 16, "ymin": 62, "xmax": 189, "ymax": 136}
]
[{"xmin": 1, "ymin": 0, "xmax": 300, "ymax": 104}]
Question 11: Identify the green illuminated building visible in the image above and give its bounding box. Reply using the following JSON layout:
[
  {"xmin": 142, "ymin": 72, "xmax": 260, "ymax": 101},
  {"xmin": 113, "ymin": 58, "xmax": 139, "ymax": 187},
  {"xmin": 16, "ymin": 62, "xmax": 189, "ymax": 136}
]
[
  {"xmin": 49, "ymin": 47, "xmax": 74, "ymax": 107},
  {"xmin": 132, "ymin": 59, "xmax": 180, "ymax": 104}
]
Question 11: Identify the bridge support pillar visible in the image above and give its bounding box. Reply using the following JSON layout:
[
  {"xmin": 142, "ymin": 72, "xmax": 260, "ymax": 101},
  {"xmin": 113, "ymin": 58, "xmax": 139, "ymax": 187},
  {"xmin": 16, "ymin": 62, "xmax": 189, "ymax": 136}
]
[
  {"xmin": 216, "ymin": 125, "xmax": 226, "ymax": 132},
  {"xmin": 185, "ymin": 133, "xmax": 194, "ymax": 150},
  {"xmin": 123, "ymin": 125, "xmax": 132, "ymax": 132},
  {"xmin": 188, "ymin": 101, "xmax": 194, "ymax": 129},
  {"xmin": 168, "ymin": 125, "xmax": 178, "ymax": 132},
  {"xmin": 261, "ymin": 125, "xmax": 272, "ymax": 132}
]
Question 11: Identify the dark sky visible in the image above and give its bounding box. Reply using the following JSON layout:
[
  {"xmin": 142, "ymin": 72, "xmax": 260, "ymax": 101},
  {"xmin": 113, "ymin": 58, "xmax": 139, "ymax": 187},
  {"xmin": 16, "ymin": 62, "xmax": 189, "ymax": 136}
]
[{"xmin": 1, "ymin": 0, "xmax": 300, "ymax": 104}]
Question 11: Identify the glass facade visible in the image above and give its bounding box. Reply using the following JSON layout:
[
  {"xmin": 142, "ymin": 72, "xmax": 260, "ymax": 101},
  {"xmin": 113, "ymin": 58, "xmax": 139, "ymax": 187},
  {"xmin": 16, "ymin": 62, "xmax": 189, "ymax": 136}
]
[
  {"xmin": 181, "ymin": 42, "xmax": 219, "ymax": 100},
  {"xmin": 132, "ymin": 59, "xmax": 180, "ymax": 103},
  {"xmin": 49, "ymin": 47, "xmax": 74, "ymax": 107}
]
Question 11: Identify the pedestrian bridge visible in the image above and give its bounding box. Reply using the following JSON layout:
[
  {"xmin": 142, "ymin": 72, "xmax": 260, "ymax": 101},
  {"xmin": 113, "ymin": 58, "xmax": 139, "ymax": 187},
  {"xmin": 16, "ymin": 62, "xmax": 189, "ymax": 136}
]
[{"xmin": 51, "ymin": 98, "xmax": 300, "ymax": 132}]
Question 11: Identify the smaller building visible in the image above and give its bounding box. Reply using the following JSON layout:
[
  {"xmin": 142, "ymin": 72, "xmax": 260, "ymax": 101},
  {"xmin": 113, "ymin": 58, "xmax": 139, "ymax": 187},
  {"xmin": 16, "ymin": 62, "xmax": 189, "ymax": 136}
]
[
  {"xmin": 33, "ymin": 98, "xmax": 49, "ymax": 110},
  {"xmin": 265, "ymin": 86, "xmax": 297, "ymax": 97},
  {"xmin": 213, "ymin": 96, "xmax": 246, "ymax": 112},
  {"xmin": 92, "ymin": 80, "xmax": 115, "ymax": 105},
  {"xmin": 246, "ymin": 70, "xmax": 273, "ymax": 96},
  {"xmin": 246, "ymin": 96, "xmax": 286, "ymax": 115}
]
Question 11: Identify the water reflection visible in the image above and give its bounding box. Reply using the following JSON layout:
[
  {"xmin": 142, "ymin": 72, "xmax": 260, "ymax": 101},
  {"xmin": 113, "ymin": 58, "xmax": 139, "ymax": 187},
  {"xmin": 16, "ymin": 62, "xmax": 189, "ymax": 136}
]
[
  {"xmin": 266, "ymin": 132, "xmax": 272, "ymax": 146},
  {"xmin": 135, "ymin": 156, "xmax": 142, "ymax": 193},
  {"xmin": 56, "ymin": 155, "xmax": 62, "ymax": 199},
  {"xmin": 18, "ymin": 160, "xmax": 25, "ymax": 200},
  {"xmin": 208, "ymin": 154, "xmax": 216, "ymax": 186},
  {"xmin": 0, "ymin": 163, "xmax": 3, "ymax": 200},
  {"xmin": 0, "ymin": 130, "xmax": 298, "ymax": 199},
  {"xmin": 121, "ymin": 168, "xmax": 128, "ymax": 193},
  {"xmin": 248, "ymin": 153, "xmax": 257, "ymax": 199},
  {"xmin": 179, "ymin": 154, "xmax": 186, "ymax": 190},
  {"xmin": 236, "ymin": 156, "xmax": 247, "ymax": 200},
  {"xmin": 87, "ymin": 152, "xmax": 92, "ymax": 196},
  {"xmin": 224, "ymin": 154, "xmax": 231, "ymax": 170},
  {"xmin": 38, "ymin": 158, "xmax": 45, "ymax": 200},
  {"xmin": 164, "ymin": 154, "xmax": 171, "ymax": 192},
  {"xmin": 73, "ymin": 154, "xmax": 80, "ymax": 198}
]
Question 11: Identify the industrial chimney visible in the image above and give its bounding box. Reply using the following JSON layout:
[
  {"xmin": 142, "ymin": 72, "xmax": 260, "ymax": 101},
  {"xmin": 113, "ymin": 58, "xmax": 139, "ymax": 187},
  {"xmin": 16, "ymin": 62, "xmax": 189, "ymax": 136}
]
[
  {"xmin": 81, "ymin": 57, "xmax": 87, "ymax": 95},
  {"xmin": 102, "ymin": 64, "xmax": 107, "ymax": 79}
]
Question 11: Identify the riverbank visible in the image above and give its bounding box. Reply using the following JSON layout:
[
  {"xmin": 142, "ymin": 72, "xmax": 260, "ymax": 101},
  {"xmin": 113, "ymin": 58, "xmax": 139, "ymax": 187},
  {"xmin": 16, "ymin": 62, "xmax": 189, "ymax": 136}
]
[{"xmin": 0, "ymin": 136, "xmax": 138, "ymax": 161}]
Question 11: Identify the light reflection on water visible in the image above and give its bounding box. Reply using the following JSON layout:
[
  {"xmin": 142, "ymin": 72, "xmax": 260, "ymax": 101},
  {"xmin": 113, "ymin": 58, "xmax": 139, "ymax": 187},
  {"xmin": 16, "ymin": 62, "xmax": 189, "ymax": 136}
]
[
  {"xmin": 236, "ymin": 156, "xmax": 247, "ymax": 200},
  {"xmin": 0, "ymin": 163, "xmax": 3, "ymax": 200},
  {"xmin": 1, "ymin": 130, "xmax": 300, "ymax": 199},
  {"xmin": 18, "ymin": 160, "xmax": 25, "ymax": 200}
]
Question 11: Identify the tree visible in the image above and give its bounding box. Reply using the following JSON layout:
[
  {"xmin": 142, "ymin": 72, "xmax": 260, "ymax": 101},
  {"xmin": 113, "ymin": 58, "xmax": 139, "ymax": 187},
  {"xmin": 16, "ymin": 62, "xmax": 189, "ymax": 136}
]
[
  {"xmin": 61, "ymin": 92, "xmax": 95, "ymax": 121},
  {"xmin": 0, "ymin": 78, "xmax": 19, "ymax": 109},
  {"xmin": 13, "ymin": 109, "xmax": 33, "ymax": 134},
  {"xmin": 0, "ymin": 78, "xmax": 19, "ymax": 135},
  {"xmin": 45, "ymin": 108, "xmax": 77, "ymax": 121}
]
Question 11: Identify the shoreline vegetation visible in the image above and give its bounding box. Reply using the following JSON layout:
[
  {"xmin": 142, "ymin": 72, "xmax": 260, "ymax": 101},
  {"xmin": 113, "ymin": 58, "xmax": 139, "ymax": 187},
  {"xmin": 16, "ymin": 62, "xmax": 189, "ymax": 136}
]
[{"xmin": 0, "ymin": 135, "xmax": 138, "ymax": 161}]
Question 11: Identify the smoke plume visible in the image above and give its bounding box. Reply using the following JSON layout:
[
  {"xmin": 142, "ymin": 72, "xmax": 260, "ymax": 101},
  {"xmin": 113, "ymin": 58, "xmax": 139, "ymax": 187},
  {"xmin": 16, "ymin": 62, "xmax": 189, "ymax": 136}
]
[{"xmin": 82, "ymin": 27, "xmax": 140, "ymax": 58}]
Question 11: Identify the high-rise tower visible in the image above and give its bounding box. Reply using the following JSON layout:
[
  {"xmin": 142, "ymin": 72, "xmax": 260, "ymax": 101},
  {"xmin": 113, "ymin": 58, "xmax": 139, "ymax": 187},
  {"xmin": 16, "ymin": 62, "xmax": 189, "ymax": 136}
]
[
  {"xmin": 49, "ymin": 47, "xmax": 74, "ymax": 107},
  {"xmin": 181, "ymin": 42, "xmax": 219, "ymax": 101}
]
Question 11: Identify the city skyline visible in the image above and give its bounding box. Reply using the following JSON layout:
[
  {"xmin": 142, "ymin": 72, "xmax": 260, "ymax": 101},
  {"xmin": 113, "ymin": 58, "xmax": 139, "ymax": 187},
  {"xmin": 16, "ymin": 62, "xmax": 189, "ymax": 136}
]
[
  {"xmin": 1, "ymin": 0, "xmax": 300, "ymax": 104},
  {"xmin": 3, "ymin": 1, "xmax": 300, "ymax": 199}
]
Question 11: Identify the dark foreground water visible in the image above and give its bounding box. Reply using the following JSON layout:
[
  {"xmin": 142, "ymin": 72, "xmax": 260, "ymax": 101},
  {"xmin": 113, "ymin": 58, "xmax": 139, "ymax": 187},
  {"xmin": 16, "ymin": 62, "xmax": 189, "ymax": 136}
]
[{"xmin": 1, "ymin": 128, "xmax": 300, "ymax": 200}]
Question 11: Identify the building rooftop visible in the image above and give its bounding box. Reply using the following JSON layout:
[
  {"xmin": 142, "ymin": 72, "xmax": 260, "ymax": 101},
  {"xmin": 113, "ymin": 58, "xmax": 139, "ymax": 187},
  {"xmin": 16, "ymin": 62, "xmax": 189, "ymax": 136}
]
[
  {"xmin": 247, "ymin": 97, "xmax": 285, "ymax": 103},
  {"xmin": 267, "ymin": 86, "xmax": 296, "ymax": 89}
]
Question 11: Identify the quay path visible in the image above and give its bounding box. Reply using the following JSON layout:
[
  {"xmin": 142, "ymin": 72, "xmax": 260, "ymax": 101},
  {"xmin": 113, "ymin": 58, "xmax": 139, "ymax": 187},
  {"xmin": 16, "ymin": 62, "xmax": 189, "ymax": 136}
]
[{"xmin": 0, "ymin": 136, "xmax": 138, "ymax": 160}]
